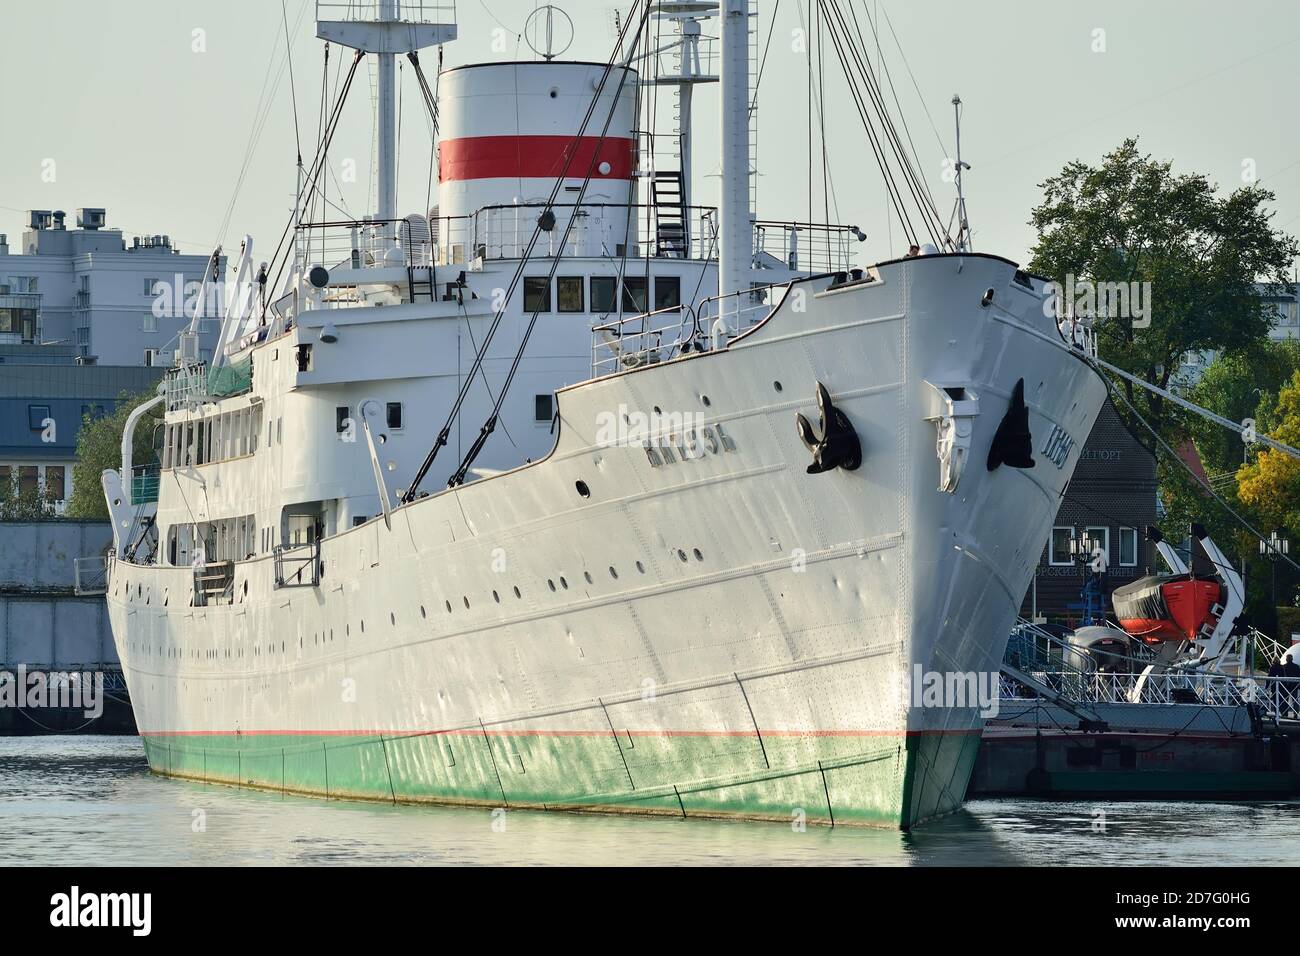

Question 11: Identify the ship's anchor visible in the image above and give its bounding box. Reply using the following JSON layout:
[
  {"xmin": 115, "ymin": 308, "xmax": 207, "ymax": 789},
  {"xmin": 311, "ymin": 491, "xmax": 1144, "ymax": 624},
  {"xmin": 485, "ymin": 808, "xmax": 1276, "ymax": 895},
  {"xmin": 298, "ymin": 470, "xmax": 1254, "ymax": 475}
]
[
  {"xmin": 796, "ymin": 383, "xmax": 863, "ymax": 474},
  {"xmin": 986, "ymin": 377, "xmax": 1035, "ymax": 471}
]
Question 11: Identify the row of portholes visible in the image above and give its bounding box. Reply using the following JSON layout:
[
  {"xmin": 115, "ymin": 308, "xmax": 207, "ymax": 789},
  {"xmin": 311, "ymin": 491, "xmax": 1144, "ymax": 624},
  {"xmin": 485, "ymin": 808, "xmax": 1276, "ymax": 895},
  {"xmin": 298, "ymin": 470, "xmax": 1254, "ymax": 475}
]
[{"xmin": 122, "ymin": 546, "xmax": 710, "ymax": 661}]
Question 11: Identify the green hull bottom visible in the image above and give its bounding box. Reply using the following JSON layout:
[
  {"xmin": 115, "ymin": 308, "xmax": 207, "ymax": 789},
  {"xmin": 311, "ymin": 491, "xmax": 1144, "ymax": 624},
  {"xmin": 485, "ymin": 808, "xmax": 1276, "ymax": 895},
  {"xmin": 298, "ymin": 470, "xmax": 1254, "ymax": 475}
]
[{"xmin": 141, "ymin": 729, "xmax": 983, "ymax": 829}]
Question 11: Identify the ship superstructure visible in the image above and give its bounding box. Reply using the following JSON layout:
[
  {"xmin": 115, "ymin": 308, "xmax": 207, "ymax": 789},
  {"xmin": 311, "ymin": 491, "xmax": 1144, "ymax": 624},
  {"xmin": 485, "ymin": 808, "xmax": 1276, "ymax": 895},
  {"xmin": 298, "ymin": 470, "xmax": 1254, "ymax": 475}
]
[{"xmin": 101, "ymin": 0, "xmax": 1107, "ymax": 828}]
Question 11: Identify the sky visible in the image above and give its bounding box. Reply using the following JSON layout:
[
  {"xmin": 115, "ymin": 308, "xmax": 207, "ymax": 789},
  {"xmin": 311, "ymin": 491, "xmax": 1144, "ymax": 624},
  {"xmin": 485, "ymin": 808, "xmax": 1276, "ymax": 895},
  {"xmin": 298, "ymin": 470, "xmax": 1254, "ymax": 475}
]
[{"xmin": 3, "ymin": 0, "xmax": 1300, "ymax": 271}]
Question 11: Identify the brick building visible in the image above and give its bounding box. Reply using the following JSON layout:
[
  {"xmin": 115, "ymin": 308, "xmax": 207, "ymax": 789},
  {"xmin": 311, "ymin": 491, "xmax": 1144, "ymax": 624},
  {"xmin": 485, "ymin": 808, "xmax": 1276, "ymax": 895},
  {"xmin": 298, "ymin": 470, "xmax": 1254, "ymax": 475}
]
[{"xmin": 1021, "ymin": 397, "xmax": 1159, "ymax": 624}]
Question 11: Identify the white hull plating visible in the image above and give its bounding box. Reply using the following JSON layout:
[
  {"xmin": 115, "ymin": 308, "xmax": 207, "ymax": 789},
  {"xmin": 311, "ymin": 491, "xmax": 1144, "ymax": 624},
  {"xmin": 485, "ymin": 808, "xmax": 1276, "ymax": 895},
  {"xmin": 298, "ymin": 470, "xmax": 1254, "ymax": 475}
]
[{"xmin": 107, "ymin": 254, "xmax": 1106, "ymax": 826}]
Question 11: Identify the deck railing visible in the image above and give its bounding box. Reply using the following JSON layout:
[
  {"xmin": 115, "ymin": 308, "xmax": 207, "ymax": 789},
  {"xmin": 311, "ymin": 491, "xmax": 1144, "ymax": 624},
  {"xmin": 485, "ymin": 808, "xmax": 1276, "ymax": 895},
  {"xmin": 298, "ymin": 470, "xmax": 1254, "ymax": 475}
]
[
  {"xmin": 1001, "ymin": 669, "xmax": 1300, "ymax": 721},
  {"xmin": 274, "ymin": 540, "xmax": 322, "ymax": 589}
]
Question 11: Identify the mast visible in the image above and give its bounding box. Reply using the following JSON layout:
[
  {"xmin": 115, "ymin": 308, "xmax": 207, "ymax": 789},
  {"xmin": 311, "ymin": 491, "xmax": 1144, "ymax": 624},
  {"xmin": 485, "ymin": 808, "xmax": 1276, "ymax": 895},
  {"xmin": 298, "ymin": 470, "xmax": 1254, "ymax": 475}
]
[
  {"xmin": 647, "ymin": 2, "xmax": 720, "ymax": 255},
  {"xmin": 376, "ymin": 0, "xmax": 397, "ymax": 229},
  {"xmin": 315, "ymin": 1, "xmax": 457, "ymax": 236},
  {"xmin": 718, "ymin": 0, "xmax": 752, "ymax": 308},
  {"xmin": 951, "ymin": 94, "xmax": 972, "ymax": 253}
]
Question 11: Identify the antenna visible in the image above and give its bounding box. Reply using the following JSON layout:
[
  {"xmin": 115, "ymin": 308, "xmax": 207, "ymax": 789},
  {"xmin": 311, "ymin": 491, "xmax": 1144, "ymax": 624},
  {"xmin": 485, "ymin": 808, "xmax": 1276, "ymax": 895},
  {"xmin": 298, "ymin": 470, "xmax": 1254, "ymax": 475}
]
[
  {"xmin": 524, "ymin": 6, "xmax": 574, "ymax": 61},
  {"xmin": 950, "ymin": 93, "xmax": 972, "ymax": 253}
]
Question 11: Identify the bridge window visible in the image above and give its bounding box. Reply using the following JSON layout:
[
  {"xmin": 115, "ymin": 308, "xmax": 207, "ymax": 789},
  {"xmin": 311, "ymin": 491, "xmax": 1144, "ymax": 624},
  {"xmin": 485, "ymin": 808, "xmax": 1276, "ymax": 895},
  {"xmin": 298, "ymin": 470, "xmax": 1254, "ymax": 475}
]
[
  {"xmin": 654, "ymin": 276, "xmax": 681, "ymax": 312},
  {"xmin": 557, "ymin": 276, "xmax": 585, "ymax": 313},
  {"xmin": 622, "ymin": 276, "xmax": 648, "ymax": 313},
  {"xmin": 524, "ymin": 277, "xmax": 552, "ymax": 313},
  {"xmin": 591, "ymin": 276, "xmax": 616, "ymax": 313},
  {"xmin": 535, "ymin": 394, "xmax": 553, "ymax": 423}
]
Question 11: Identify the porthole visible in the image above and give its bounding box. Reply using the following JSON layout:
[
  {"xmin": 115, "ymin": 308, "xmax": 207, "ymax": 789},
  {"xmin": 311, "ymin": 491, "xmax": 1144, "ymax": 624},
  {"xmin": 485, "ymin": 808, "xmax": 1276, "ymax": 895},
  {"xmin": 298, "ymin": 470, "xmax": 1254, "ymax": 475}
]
[
  {"xmin": 609, "ymin": 566, "xmax": 618, "ymax": 579},
  {"xmin": 653, "ymin": 405, "xmax": 662, "ymax": 415},
  {"xmin": 243, "ymin": 580, "xmax": 248, "ymax": 596},
  {"xmin": 677, "ymin": 549, "xmax": 687, "ymax": 562},
  {"xmin": 693, "ymin": 548, "xmax": 704, "ymax": 561},
  {"xmin": 583, "ymin": 571, "xmax": 593, "ymax": 584},
  {"xmin": 560, "ymin": 576, "xmax": 569, "ymax": 590},
  {"xmin": 390, "ymin": 612, "xmax": 396, "ymax": 626},
  {"xmin": 575, "ymin": 480, "xmax": 591, "ymax": 498},
  {"xmin": 701, "ymin": 394, "xmax": 711, "ymax": 407},
  {"xmin": 513, "ymin": 586, "xmax": 521, "ymax": 598},
  {"xmin": 462, "ymin": 596, "xmax": 470, "ymax": 609},
  {"xmin": 361, "ymin": 620, "xmax": 365, "ymax": 633},
  {"xmin": 493, "ymin": 590, "xmax": 500, "ymax": 603},
  {"xmin": 774, "ymin": 380, "xmax": 783, "ymax": 392},
  {"xmin": 445, "ymin": 600, "xmax": 452, "ymax": 613},
  {"xmin": 636, "ymin": 560, "xmax": 645, "ymax": 573},
  {"xmin": 420, "ymin": 605, "xmax": 427, "ymax": 618},
  {"xmin": 548, "ymin": 579, "xmax": 556, "ymax": 592}
]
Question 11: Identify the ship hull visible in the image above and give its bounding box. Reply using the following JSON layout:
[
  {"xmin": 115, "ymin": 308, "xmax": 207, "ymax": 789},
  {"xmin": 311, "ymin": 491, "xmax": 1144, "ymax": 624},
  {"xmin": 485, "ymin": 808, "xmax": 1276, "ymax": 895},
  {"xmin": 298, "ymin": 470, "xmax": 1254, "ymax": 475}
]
[{"xmin": 108, "ymin": 254, "xmax": 1106, "ymax": 828}]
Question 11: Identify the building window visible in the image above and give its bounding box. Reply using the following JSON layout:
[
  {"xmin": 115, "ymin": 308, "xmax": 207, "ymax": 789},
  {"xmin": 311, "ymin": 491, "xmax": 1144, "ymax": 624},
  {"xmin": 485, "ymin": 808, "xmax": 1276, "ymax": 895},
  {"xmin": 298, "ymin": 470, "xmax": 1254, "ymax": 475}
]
[
  {"xmin": 386, "ymin": 402, "xmax": 403, "ymax": 429},
  {"xmin": 654, "ymin": 275, "xmax": 681, "ymax": 312},
  {"xmin": 44, "ymin": 465, "xmax": 65, "ymax": 501},
  {"xmin": 1119, "ymin": 527, "xmax": 1138, "ymax": 567},
  {"xmin": 1049, "ymin": 526, "xmax": 1074, "ymax": 566},
  {"xmin": 19, "ymin": 466, "xmax": 38, "ymax": 496},
  {"xmin": 591, "ymin": 276, "xmax": 617, "ymax": 313},
  {"xmin": 28, "ymin": 404, "xmax": 51, "ymax": 430},
  {"xmin": 143, "ymin": 349, "xmax": 159, "ymax": 367},
  {"xmin": 535, "ymin": 393, "xmax": 553, "ymax": 423},
  {"xmin": 523, "ymin": 277, "xmax": 552, "ymax": 313},
  {"xmin": 81, "ymin": 404, "xmax": 105, "ymax": 422},
  {"xmin": 142, "ymin": 313, "xmax": 158, "ymax": 332},
  {"xmin": 144, "ymin": 277, "xmax": 160, "ymax": 296},
  {"xmin": 557, "ymin": 276, "xmax": 585, "ymax": 313},
  {"xmin": 1085, "ymin": 526, "xmax": 1110, "ymax": 567},
  {"xmin": 622, "ymin": 276, "xmax": 648, "ymax": 314}
]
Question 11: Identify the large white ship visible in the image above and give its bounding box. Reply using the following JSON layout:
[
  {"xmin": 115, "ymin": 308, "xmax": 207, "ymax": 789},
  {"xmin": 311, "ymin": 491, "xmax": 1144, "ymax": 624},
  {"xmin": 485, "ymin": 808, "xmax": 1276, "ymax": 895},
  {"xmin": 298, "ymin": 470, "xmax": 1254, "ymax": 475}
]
[{"xmin": 101, "ymin": 0, "xmax": 1106, "ymax": 827}]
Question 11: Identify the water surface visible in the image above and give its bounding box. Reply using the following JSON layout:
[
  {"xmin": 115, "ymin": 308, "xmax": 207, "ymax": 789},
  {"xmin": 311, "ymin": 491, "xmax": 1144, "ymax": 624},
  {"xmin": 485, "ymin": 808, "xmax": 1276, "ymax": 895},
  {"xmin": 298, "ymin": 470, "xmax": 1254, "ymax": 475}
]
[{"xmin": 1, "ymin": 737, "xmax": 1294, "ymax": 866}]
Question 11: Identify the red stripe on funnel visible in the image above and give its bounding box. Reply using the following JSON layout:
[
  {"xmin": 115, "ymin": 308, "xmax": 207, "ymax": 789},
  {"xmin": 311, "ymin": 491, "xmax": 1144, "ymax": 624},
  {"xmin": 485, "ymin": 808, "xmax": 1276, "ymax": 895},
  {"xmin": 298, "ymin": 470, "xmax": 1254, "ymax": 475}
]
[{"xmin": 440, "ymin": 135, "xmax": 636, "ymax": 182}]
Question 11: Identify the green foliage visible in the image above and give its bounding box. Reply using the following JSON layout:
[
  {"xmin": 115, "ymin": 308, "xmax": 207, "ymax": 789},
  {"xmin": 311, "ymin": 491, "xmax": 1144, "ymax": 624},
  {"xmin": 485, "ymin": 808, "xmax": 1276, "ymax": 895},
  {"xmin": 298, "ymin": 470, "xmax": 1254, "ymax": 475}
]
[
  {"xmin": 1278, "ymin": 606, "xmax": 1300, "ymax": 641},
  {"xmin": 1028, "ymin": 138, "xmax": 1298, "ymax": 452},
  {"xmin": 65, "ymin": 389, "xmax": 164, "ymax": 520},
  {"xmin": 0, "ymin": 476, "xmax": 57, "ymax": 521},
  {"xmin": 1188, "ymin": 340, "xmax": 1300, "ymax": 477}
]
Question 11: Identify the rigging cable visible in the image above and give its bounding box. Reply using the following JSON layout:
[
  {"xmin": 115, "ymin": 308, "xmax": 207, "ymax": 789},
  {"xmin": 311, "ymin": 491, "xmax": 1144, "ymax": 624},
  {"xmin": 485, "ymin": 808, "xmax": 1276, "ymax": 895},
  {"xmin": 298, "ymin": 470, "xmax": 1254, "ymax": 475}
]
[
  {"xmin": 260, "ymin": 51, "xmax": 366, "ymax": 323},
  {"xmin": 824, "ymin": 0, "xmax": 946, "ymax": 245},
  {"xmin": 814, "ymin": 0, "xmax": 923, "ymax": 246},
  {"xmin": 444, "ymin": 3, "xmax": 656, "ymax": 489},
  {"xmin": 401, "ymin": 2, "xmax": 651, "ymax": 500}
]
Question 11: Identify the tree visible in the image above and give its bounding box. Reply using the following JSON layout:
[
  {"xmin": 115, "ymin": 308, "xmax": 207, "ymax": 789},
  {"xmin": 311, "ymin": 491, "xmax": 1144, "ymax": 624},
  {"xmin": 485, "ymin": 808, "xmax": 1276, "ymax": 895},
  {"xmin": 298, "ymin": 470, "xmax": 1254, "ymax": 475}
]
[
  {"xmin": 1237, "ymin": 370, "xmax": 1300, "ymax": 532},
  {"xmin": 65, "ymin": 389, "xmax": 164, "ymax": 520},
  {"xmin": 0, "ymin": 475, "xmax": 57, "ymax": 521},
  {"xmin": 1029, "ymin": 138, "xmax": 1298, "ymax": 455},
  {"xmin": 1187, "ymin": 339, "xmax": 1300, "ymax": 478}
]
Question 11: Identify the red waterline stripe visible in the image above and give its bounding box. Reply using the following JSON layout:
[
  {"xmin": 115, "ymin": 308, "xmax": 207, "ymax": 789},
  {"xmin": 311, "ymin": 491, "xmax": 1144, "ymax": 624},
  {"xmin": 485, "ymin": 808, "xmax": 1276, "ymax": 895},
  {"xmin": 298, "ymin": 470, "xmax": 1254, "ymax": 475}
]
[
  {"xmin": 139, "ymin": 728, "xmax": 983, "ymax": 739},
  {"xmin": 439, "ymin": 134, "xmax": 636, "ymax": 182}
]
